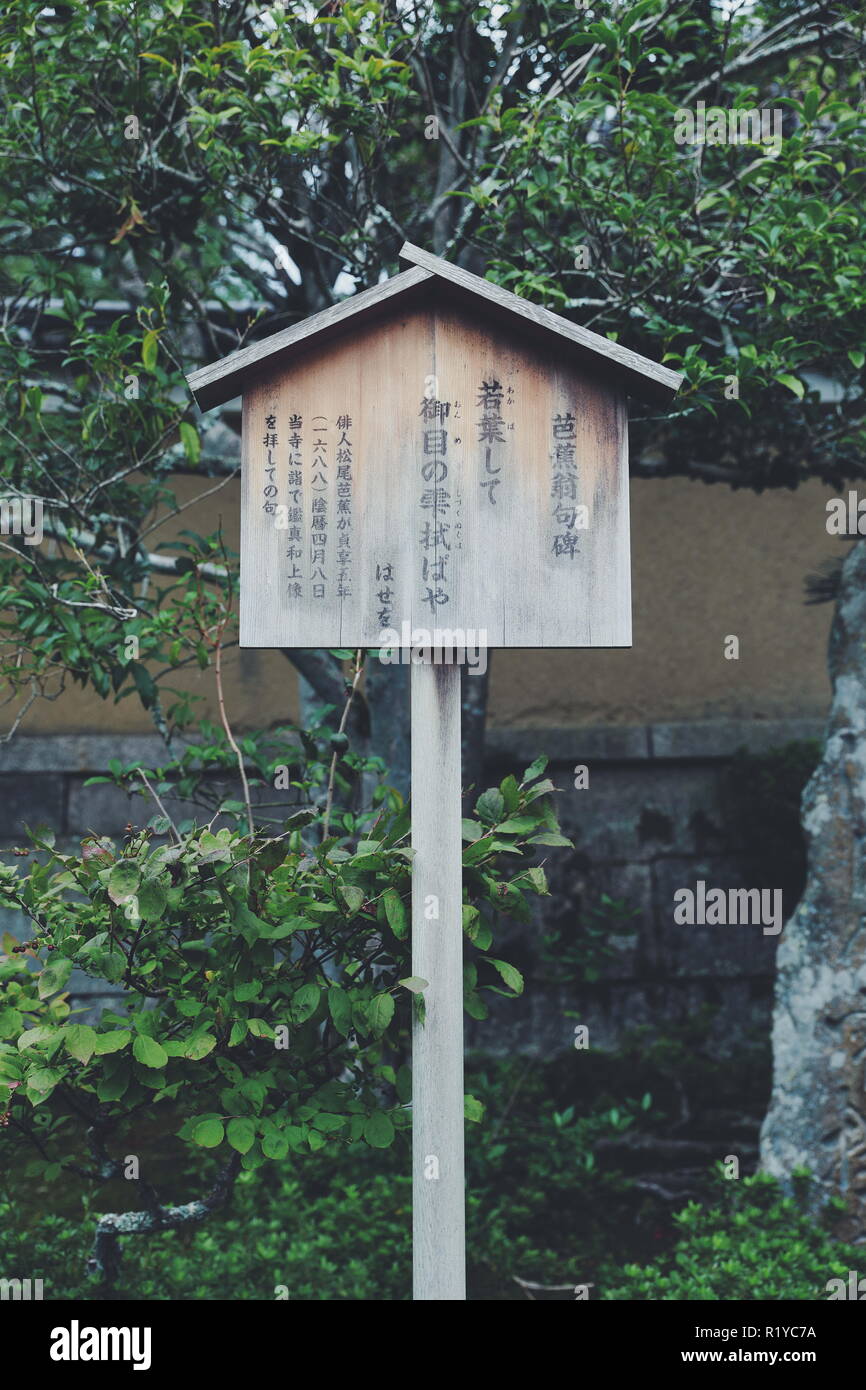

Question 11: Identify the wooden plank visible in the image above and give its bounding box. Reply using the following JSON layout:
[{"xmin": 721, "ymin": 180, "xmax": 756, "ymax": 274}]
[
  {"xmin": 186, "ymin": 266, "xmax": 433, "ymax": 412},
  {"xmin": 238, "ymin": 301, "xmax": 631, "ymax": 649},
  {"xmin": 411, "ymin": 657, "xmax": 465, "ymax": 1301},
  {"xmin": 239, "ymin": 306, "xmax": 432, "ymax": 649},
  {"xmin": 430, "ymin": 306, "xmax": 631, "ymax": 646},
  {"xmin": 399, "ymin": 241, "xmax": 683, "ymax": 405}
]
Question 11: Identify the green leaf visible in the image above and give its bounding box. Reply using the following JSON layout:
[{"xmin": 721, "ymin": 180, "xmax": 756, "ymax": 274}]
[
  {"xmin": 462, "ymin": 838, "xmax": 494, "ymax": 866},
  {"xmin": 133, "ymin": 1034, "xmax": 168, "ymax": 1069},
  {"xmin": 397, "ymin": 976, "xmax": 428, "ymax": 993},
  {"xmin": 183, "ymin": 1032, "xmax": 216, "ymax": 1060},
  {"xmin": 129, "ymin": 662, "xmax": 157, "ymax": 709},
  {"xmin": 465, "ymin": 989, "xmax": 487, "ymax": 1021},
  {"xmin": 227, "ymin": 1117, "xmax": 256, "ymax": 1154},
  {"xmin": 775, "ymin": 373, "xmax": 804, "ymax": 399},
  {"xmin": 476, "ymin": 788, "xmax": 505, "ymax": 824},
  {"xmin": 234, "ymin": 903, "xmax": 273, "ymax": 943},
  {"xmin": 464, "ymin": 1094, "xmax": 485, "ymax": 1123},
  {"xmin": 192, "ymin": 1117, "xmax": 224, "ymax": 1148},
  {"xmin": 524, "ymin": 778, "xmax": 555, "ymax": 802},
  {"xmin": 525, "ymin": 865, "xmax": 549, "ymax": 895},
  {"xmin": 97, "ymin": 1065, "xmax": 130, "ymax": 1102},
  {"xmin": 327, "ymin": 985, "xmax": 352, "ymax": 1037},
  {"xmin": 484, "ymin": 957, "xmax": 524, "ymax": 996},
  {"xmin": 18, "ymin": 1024, "xmax": 59, "ymax": 1052},
  {"xmin": 382, "ymin": 887, "xmax": 407, "ymax": 939},
  {"xmin": 269, "ymin": 914, "xmax": 317, "ymax": 938},
  {"xmin": 367, "ymin": 992, "xmax": 395, "ymax": 1037},
  {"xmin": 468, "ymin": 918, "xmax": 493, "ymax": 950},
  {"xmin": 26, "ymin": 1067, "xmax": 63, "ymax": 1101},
  {"xmin": 363, "ymin": 1111, "xmax": 395, "ymax": 1148},
  {"xmin": 179, "ymin": 421, "xmax": 201, "ymax": 465},
  {"xmin": 497, "ymin": 816, "xmax": 540, "ymax": 834},
  {"xmin": 37, "ymin": 957, "xmax": 73, "ymax": 999},
  {"xmin": 311, "ymin": 1112, "xmax": 344, "ymax": 1133},
  {"xmin": 291, "ymin": 982, "xmax": 320, "ymax": 1023},
  {"xmin": 261, "ymin": 1130, "xmax": 289, "ymax": 1160},
  {"xmin": 522, "ymin": 755, "xmax": 548, "ymax": 783},
  {"xmin": 64, "ymin": 1024, "xmax": 98, "ymax": 1065},
  {"xmin": 0, "ymin": 1007, "xmax": 23, "ymax": 1040},
  {"xmin": 528, "ymin": 832, "xmax": 573, "ymax": 847},
  {"xmin": 140, "ymin": 50, "xmax": 177, "ymax": 71},
  {"xmin": 93, "ymin": 1030, "xmax": 132, "ymax": 1055},
  {"xmin": 339, "ymin": 884, "xmax": 365, "ymax": 918},
  {"xmin": 848, "ymin": 349, "xmax": 865, "ymax": 369},
  {"xmin": 108, "ymin": 859, "xmax": 140, "ymax": 904},
  {"xmin": 141, "ymin": 329, "xmax": 159, "ymax": 371},
  {"xmin": 137, "ymin": 877, "xmax": 167, "ymax": 921},
  {"xmin": 499, "ymin": 773, "xmax": 520, "ymax": 811}
]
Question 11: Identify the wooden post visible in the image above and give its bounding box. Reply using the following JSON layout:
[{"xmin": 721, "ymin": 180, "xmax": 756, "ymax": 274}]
[{"xmin": 411, "ymin": 654, "xmax": 465, "ymax": 1301}]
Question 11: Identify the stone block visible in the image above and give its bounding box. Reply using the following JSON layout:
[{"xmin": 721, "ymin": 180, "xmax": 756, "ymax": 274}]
[
  {"xmin": 486, "ymin": 723, "xmax": 650, "ymax": 766},
  {"xmin": 66, "ymin": 779, "xmax": 137, "ymax": 835},
  {"xmin": 0, "ymin": 774, "xmax": 63, "ymax": 837},
  {"xmin": 555, "ymin": 762, "xmax": 734, "ymax": 866},
  {"xmin": 650, "ymin": 718, "xmax": 823, "ymax": 761}
]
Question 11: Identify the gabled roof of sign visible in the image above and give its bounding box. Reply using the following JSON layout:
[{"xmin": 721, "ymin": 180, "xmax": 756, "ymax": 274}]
[{"xmin": 186, "ymin": 241, "xmax": 682, "ymax": 412}]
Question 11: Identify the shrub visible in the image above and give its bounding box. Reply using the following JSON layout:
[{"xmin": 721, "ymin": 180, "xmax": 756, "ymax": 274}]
[
  {"xmin": 0, "ymin": 733, "xmax": 565, "ymax": 1288},
  {"xmin": 601, "ymin": 1171, "xmax": 859, "ymax": 1301}
]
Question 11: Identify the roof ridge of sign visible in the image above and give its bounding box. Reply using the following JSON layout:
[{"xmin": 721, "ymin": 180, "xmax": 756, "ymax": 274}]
[
  {"xmin": 187, "ymin": 246, "xmax": 681, "ymax": 412},
  {"xmin": 186, "ymin": 264, "xmax": 434, "ymax": 411},
  {"xmin": 397, "ymin": 242, "xmax": 682, "ymax": 405}
]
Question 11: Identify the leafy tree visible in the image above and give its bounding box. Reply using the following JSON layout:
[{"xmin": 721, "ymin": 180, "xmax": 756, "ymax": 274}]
[{"xmin": 1, "ymin": 0, "xmax": 865, "ymax": 1238}]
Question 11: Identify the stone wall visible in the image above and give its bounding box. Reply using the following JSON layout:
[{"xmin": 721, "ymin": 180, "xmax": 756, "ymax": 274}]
[
  {"xmin": 0, "ymin": 718, "xmax": 822, "ymax": 1051},
  {"xmin": 478, "ymin": 717, "xmax": 821, "ymax": 1058}
]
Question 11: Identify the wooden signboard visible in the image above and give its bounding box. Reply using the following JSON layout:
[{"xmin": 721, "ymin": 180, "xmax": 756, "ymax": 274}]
[
  {"xmin": 187, "ymin": 244, "xmax": 681, "ymax": 1302},
  {"xmin": 189, "ymin": 244, "xmax": 680, "ymax": 651}
]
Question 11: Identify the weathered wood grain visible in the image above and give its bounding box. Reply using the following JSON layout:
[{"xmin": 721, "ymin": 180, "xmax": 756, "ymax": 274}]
[
  {"xmin": 411, "ymin": 658, "xmax": 465, "ymax": 1301},
  {"xmin": 238, "ymin": 302, "xmax": 631, "ymax": 650}
]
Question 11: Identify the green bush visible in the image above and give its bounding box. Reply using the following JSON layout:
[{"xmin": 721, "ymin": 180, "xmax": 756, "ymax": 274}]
[
  {"xmin": 1, "ymin": 1081, "xmax": 857, "ymax": 1300},
  {"xmin": 0, "ymin": 741, "xmax": 562, "ymax": 1285},
  {"xmin": 0, "ymin": 1059, "xmax": 650, "ymax": 1301},
  {"xmin": 0, "ymin": 1162, "xmax": 412, "ymax": 1301},
  {"xmin": 602, "ymin": 1171, "xmax": 859, "ymax": 1301}
]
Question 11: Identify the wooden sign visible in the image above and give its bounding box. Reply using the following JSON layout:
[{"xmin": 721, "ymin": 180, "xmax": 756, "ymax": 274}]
[
  {"xmin": 187, "ymin": 244, "xmax": 681, "ymax": 1303},
  {"xmin": 188, "ymin": 244, "xmax": 681, "ymax": 651}
]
